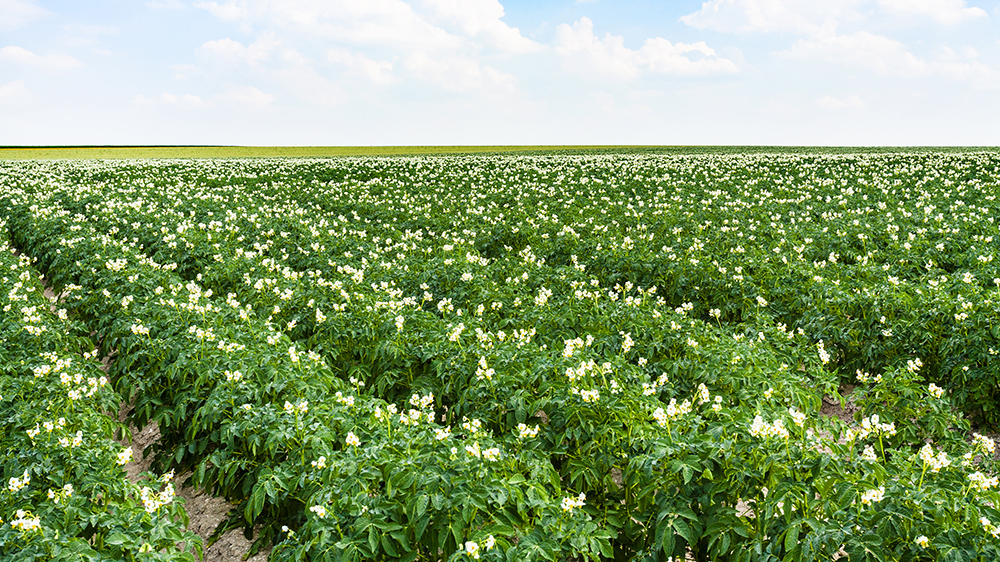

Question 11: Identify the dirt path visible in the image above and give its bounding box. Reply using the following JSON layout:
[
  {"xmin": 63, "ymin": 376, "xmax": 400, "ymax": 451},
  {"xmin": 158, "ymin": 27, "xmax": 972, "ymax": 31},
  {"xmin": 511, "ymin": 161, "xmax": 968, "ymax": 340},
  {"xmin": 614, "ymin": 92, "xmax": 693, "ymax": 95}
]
[
  {"xmin": 40, "ymin": 275, "xmax": 268, "ymax": 562},
  {"xmin": 121, "ymin": 419, "xmax": 270, "ymax": 562}
]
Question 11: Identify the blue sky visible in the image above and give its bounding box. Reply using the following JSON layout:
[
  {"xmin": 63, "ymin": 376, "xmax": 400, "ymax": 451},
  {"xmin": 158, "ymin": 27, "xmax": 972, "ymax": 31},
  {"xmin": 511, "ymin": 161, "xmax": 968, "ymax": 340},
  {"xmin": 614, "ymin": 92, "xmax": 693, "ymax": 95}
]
[{"xmin": 1, "ymin": 0, "xmax": 998, "ymax": 146}]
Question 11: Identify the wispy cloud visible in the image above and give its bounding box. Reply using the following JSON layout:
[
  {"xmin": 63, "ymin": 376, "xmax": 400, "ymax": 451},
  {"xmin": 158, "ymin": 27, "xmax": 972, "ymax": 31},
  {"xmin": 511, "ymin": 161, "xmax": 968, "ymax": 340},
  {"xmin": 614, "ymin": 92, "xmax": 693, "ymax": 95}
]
[
  {"xmin": 0, "ymin": 79, "xmax": 31, "ymax": 104},
  {"xmin": 0, "ymin": 46, "xmax": 84, "ymax": 72},
  {"xmin": 0, "ymin": 0, "xmax": 49, "ymax": 31}
]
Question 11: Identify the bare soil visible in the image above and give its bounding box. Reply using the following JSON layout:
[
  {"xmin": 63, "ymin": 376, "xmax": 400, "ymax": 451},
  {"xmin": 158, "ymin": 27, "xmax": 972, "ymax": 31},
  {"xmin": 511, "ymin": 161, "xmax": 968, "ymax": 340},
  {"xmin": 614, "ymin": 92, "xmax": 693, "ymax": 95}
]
[
  {"xmin": 41, "ymin": 276, "xmax": 268, "ymax": 561},
  {"xmin": 120, "ymin": 419, "xmax": 270, "ymax": 562}
]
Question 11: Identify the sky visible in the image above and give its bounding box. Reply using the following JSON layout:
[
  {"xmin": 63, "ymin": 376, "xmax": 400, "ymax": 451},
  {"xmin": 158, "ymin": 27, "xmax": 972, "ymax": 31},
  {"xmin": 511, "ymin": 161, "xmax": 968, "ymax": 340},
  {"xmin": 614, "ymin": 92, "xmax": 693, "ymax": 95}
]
[{"xmin": 1, "ymin": 0, "xmax": 999, "ymax": 146}]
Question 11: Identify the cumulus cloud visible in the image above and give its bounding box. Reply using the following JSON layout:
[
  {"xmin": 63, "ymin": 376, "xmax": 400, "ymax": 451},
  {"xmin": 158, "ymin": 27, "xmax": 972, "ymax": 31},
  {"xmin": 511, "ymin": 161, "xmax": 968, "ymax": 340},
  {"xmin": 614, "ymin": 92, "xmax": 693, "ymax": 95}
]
[
  {"xmin": 777, "ymin": 31, "xmax": 1000, "ymax": 88},
  {"xmin": 134, "ymin": 85, "xmax": 277, "ymax": 108},
  {"xmin": 190, "ymin": 0, "xmax": 548, "ymax": 96},
  {"xmin": 0, "ymin": 46, "xmax": 84, "ymax": 72},
  {"xmin": 146, "ymin": 0, "xmax": 185, "ymax": 9},
  {"xmin": 816, "ymin": 94, "xmax": 865, "ymax": 109},
  {"xmin": 403, "ymin": 51, "xmax": 517, "ymax": 92},
  {"xmin": 272, "ymin": 67, "xmax": 349, "ymax": 105},
  {"xmin": 876, "ymin": 0, "xmax": 987, "ymax": 25},
  {"xmin": 194, "ymin": 0, "xmax": 462, "ymax": 52},
  {"xmin": 680, "ymin": 0, "xmax": 863, "ymax": 36},
  {"xmin": 214, "ymin": 84, "xmax": 274, "ymax": 108},
  {"xmin": 415, "ymin": 0, "xmax": 544, "ymax": 54},
  {"xmin": 0, "ymin": 0, "xmax": 48, "ymax": 31},
  {"xmin": 554, "ymin": 17, "xmax": 738, "ymax": 80},
  {"xmin": 681, "ymin": 0, "xmax": 986, "ymax": 38},
  {"xmin": 192, "ymin": 0, "xmax": 243, "ymax": 21},
  {"xmin": 199, "ymin": 33, "xmax": 281, "ymax": 65},
  {"xmin": 0, "ymin": 80, "xmax": 31, "ymax": 104},
  {"xmin": 133, "ymin": 92, "xmax": 209, "ymax": 107},
  {"xmin": 775, "ymin": 31, "xmax": 926, "ymax": 74},
  {"xmin": 328, "ymin": 49, "xmax": 396, "ymax": 84}
]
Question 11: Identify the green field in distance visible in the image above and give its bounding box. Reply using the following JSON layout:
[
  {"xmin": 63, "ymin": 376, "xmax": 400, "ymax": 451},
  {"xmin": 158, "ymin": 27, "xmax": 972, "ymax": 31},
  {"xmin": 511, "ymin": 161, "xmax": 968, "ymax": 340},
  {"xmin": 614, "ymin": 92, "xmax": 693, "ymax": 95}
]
[{"xmin": 2, "ymin": 145, "xmax": 997, "ymax": 160}]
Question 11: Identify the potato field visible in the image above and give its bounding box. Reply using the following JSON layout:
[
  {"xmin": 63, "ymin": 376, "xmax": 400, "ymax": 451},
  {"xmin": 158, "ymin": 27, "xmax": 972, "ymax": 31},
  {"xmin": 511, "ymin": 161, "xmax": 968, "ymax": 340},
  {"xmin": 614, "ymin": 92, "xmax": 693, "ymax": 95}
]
[{"xmin": 2, "ymin": 150, "xmax": 1000, "ymax": 561}]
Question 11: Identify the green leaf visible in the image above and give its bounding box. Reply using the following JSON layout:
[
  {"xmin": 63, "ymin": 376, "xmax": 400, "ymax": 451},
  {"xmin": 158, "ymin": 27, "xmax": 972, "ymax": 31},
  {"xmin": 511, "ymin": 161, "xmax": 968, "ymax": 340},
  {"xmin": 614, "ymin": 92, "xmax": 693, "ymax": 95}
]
[
  {"xmin": 245, "ymin": 483, "xmax": 266, "ymax": 523},
  {"xmin": 381, "ymin": 534, "xmax": 399, "ymax": 557},
  {"xmin": 673, "ymin": 519, "xmax": 696, "ymax": 545},
  {"xmin": 783, "ymin": 523, "xmax": 799, "ymax": 553},
  {"xmin": 105, "ymin": 533, "xmax": 129, "ymax": 546},
  {"xmin": 681, "ymin": 465, "xmax": 694, "ymax": 484},
  {"xmin": 415, "ymin": 494, "xmax": 429, "ymax": 519}
]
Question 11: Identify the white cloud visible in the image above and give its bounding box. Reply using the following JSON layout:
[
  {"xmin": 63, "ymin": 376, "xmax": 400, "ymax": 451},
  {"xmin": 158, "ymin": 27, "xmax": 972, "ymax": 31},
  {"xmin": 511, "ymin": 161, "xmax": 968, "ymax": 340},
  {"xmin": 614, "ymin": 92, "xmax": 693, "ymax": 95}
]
[
  {"xmin": 133, "ymin": 92, "xmax": 209, "ymax": 107},
  {"xmin": 192, "ymin": 0, "xmax": 243, "ymax": 21},
  {"xmin": 777, "ymin": 31, "xmax": 1000, "ymax": 88},
  {"xmin": 816, "ymin": 94, "xmax": 864, "ymax": 109},
  {"xmin": 328, "ymin": 49, "xmax": 396, "ymax": 84},
  {"xmin": 194, "ymin": 0, "xmax": 463, "ymax": 52},
  {"xmin": 680, "ymin": 0, "xmax": 863, "ymax": 36},
  {"xmin": 147, "ymin": 0, "xmax": 185, "ymax": 9},
  {"xmin": 135, "ymin": 85, "xmax": 276, "ymax": 108},
  {"xmin": 775, "ymin": 31, "xmax": 926, "ymax": 74},
  {"xmin": 199, "ymin": 33, "xmax": 280, "ymax": 65},
  {"xmin": 681, "ymin": 0, "xmax": 988, "ymax": 38},
  {"xmin": 931, "ymin": 59, "xmax": 1000, "ymax": 88},
  {"xmin": 0, "ymin": 80, "xmax": 31, "ymax": 104},
  {"xmin": 171, "ymin": 63, "xmax": 199, "ymax": 79},
  {"xmin": 415, "ymin": 0, "xmax": 544, "ymax": 54},
  {"xmin": 403, "ymin": 51, "xmax": 516, "ymax": 92},
  {"xmin": 274, "ymin": 67, "xmax": 349, "ymax": 105},
  {"xmin": 214, "ymin": 84, "xmax": 274, "ymax": 108},
  {"xmin": 554, "ymin": 17, "xmax": 738, "ymax": 80},
  {"xmin": 163, "ymin": 92, "xmax": 209, "ymax": 107},
  {"xmin": 877, "ymin": 0, "xmax": 987, "ymax": 25},
  {"xmin": 0, "ymin": 46, "xmax": 84, "ymax": 72},
  {"xmin": 936, "ymin": 45, "xmax": 978, "ymax": 61},
  {"xmin": 0, "ymin": 0, "xmax": 48, "ymax": 31}
]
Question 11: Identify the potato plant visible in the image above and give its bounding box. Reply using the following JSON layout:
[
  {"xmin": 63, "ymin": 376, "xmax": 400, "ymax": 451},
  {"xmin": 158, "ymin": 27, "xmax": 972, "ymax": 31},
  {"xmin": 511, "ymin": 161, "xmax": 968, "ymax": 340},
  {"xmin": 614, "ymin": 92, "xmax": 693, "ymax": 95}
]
[
  {"xmin": 0, "ymin": 224, "xmax": 200, "ymax": 561},
  {"xmin": 1, "ymin": 150, "xmax": 999, "ymax": 561}
]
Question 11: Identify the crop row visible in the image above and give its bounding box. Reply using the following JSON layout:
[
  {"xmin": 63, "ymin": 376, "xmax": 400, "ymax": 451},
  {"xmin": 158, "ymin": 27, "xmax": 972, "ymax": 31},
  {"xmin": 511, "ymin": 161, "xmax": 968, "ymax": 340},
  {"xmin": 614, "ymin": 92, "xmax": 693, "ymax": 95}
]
[
  {"xmin": 0, "ymin": 221, "xmax": 199, "ymax": 561},
  {"xmin": 1, "ymin": 189, "xmax": 629, "ymax": 560},
  {"xmin": 2, "ymin": 153, "xmax": 1000, "ymax": 561},
  {"xmin": 26, "ymin": 152, "xmax": 1000, "ymax": 424}
]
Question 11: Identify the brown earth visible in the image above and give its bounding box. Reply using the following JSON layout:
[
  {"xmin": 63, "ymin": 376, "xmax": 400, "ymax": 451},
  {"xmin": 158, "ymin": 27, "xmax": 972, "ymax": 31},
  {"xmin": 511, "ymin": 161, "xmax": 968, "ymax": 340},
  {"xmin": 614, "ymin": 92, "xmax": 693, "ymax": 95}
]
[
  {"xmin": 119, "ymin": 419, "xmax": 270, "ymax": 562},
  {"xmin": 41, "ymin": 278, "xmax": 268, "ymax": 562}
]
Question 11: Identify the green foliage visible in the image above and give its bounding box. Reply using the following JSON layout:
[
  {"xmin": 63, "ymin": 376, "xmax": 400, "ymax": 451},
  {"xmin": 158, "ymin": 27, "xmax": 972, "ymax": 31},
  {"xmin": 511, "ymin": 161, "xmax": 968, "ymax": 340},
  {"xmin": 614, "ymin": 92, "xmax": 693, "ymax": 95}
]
[
  {"xmin": 1, "ymin": 151, "xmax": 999, "ymax": 561},
  {"xmin": 0, "ymin": 224, "xmax": 200, "ymax": 561}
]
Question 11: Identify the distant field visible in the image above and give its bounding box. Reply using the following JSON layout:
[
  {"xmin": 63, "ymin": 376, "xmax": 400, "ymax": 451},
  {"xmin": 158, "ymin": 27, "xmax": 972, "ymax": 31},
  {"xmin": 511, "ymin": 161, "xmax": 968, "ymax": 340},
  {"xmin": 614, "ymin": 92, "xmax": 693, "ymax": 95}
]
[
  {"xmin": 2, "ymin": 145, "xmax": 997, "ymax": 160},
  {"xmin": 0, "ymin": 145, "xmax": 652, "ymax": 159}
]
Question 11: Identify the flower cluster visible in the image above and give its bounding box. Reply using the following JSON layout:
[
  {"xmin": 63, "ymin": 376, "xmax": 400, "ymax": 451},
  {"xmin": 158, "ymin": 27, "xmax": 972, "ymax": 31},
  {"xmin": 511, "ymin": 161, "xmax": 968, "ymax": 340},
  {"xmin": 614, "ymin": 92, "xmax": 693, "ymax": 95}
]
[
  {"xmin": 9, "ymin": 510, "xmax": 41, "ymax": 533},
  {"xmin": 860, "ymin": 486, "xmax": 885, "ymax": 506},
  {"xmin": 968, "ymin": 471, "xmax": 999, "ymax": 492},
  {"xmin": 7, "ymin": 469, "xmax": 30, "ymax": 492},
  {"xmin": 850, "ymin": 414, "xmax": 896, "ymax": 440},
  {"xmin": 517, "ymin": 423, "xmax": 539, "ymax": 439},
  {"xmin": 919, "ymin": 444, "xmax": 952, "ymax": 473},
  {"xmin": 561, "ymin": 493, "xmax": 586, "ymax": 513},
  {"xmin": 139, "ymin": 474, "xmax": 175, "ymax": 513},
  {"xmin": 749, "ymin": 415, "xmax": 789, "ymax": 440}
]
